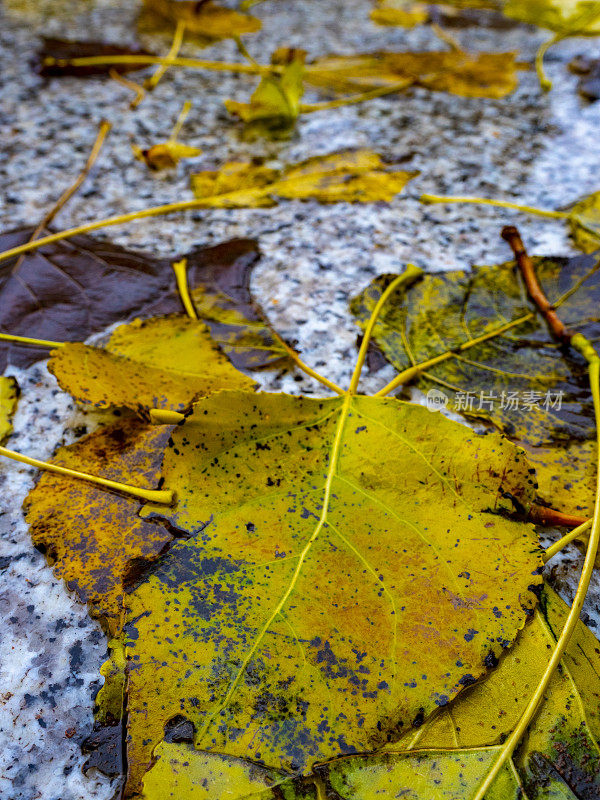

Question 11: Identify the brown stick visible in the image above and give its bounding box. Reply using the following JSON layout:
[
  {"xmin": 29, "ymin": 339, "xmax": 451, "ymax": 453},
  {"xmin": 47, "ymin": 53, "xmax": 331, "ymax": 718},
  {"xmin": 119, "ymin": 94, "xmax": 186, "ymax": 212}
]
[
  {"xmin": 528, "ymin": 504, "xmax": 588, "ymax": 528},
  {"xmin": 501, "ymin": 225, "xmax": 573, "ymax": 344}
]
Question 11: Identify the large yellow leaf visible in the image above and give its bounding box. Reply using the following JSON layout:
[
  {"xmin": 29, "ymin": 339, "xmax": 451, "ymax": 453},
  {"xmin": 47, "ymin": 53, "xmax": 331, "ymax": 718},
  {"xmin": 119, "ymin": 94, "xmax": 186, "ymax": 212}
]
[
  {"xmin": 48, "ymin": 315, "xmax": 255, "ymax": 415},
  {"xmin": 23, "ymin": 418, "xmax": 174, "ymax": 636},
  {"xmin": 114, "ymin": 390, "xmax": 540, "ymax": 794},
  {"xmin": 304, "ymin": 49, "xmax": 519, "ymax": 98},
  {"xmin": 0, "ymin": 375, "xmax": 18, "ymax": 443},
  {"xmin": 190, "ymin": 150, "xmax": 418, "ymax": 207},
  {"xmin": 565, "ymin": 190, "xmax": 600, "ymax": 252}
]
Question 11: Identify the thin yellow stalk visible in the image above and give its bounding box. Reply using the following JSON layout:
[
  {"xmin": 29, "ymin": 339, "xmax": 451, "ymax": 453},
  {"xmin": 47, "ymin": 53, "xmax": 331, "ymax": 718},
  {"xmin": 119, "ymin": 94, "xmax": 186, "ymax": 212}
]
[
  {"xmin": 169, "ymin": 101, "xmax": 193, "ymax": 142},
  {"xmin": 109, "ymin": 68, "xmax": 146, "ymax": 107},
  {"xmin": 420, "ymin": 193, "xmax": 567, "ymax": 220},
  {"xmin": 136, "ymin": 19, "xmax": 186, "ymax": 107},
  {"xmin": 375, "ymin": 312, "xmax": 534, "ymax": 397},
  {"xmin": 267, "ymin": 330, "xmax": 345, "ymax": 396},
  {"xmin": 0, "ymin": 333, "xmax": 64, "ymax": 348},
  {"xmin": 543, "ymin": 519, "xmax": 593, "ymax": 563},
  {"xmin": 171, "ymin": 258, "xmax": 198, "ymax": 320},
  {"xmin": 0, "ymin": 198, "xmax": 209, "ymax": 263},
  {"xmin": 300, "ymin": 80, "xmax": 412, "ymax": 113},
  {"xmin": 471, "ymin": 333, "xmax": 600, "ymax": 800},
  {"xmin": 349, "ymin": 265, "xmax": 424, "ymax": 395},
  {"xmin": 0, "ymin": 445, "xmax": 173, "ymax": 504}
]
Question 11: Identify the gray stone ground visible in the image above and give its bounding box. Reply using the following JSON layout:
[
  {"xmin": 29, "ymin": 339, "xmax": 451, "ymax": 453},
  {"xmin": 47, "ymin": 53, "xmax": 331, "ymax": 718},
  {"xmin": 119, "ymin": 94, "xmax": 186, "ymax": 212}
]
[{"xmin": 1, "ymin": 1, "xmax": 600, "ymax": 798}]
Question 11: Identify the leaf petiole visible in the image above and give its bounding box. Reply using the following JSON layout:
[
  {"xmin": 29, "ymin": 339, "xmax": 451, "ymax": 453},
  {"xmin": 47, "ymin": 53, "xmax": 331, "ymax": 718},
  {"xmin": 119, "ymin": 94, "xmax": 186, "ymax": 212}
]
[
  {"xmin": 543, "ymin": 518, "xmax": 592, "ymax": 563},
  {"xmin": 420, "ymin": 193, "xmax": 567, "ymax": 220},
  {"xmin": 0, "ymin": 333, "xmax": 64, "ymax": 348},
  {"xmin": 349, "ymin": 264, "xmax": 424, "ymax": 394},
  {"xmin": 0, "ymin": 445, "xmax": 173, "ymax": 504},
  {"xmin": 171, "ymin": 258, "xmax": 198, "ymax": 320}
]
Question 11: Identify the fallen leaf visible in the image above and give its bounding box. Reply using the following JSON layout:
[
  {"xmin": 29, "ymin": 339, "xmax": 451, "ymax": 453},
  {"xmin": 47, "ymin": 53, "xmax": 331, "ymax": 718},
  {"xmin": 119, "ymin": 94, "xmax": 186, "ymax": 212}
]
[
  {"xmin": 224, "ymin": 53, "xmax": 305, "ymax": 140},
  {"xmin": 304, "ymin": 48, "xmax": 520, "ymax": 98},
  {"xmin": 48, "ymin": 316, "xmax": 256, "ymax": 415},
  {"xmin": 564, "ymin": 190, "xmax": 600, "ymax": 252},
  {"xmin": 108, "ymin": 389, "xmax": 540, "ymax": 794},
  {"xmin": 0, "ymin": 376, "xmax": 19, "ymax": 443},
  {"xmin": 24, "ymin": 418, "xmax": 173, "ymax": 635},
  {"xmin": 350, "ymin": 251, "xmax": 600, "ymax": 523},
  {"xmin": 190, "ymin": 150, "xmax": 418, "ymax": 207},
  {"xmin": 132, "ymin": 142, "xmax": 202, "ymax": 171},
  {"xmin": 370, "ymin": 1, "xmax": 429, "ymax": 27},
  {"xmin": 350, "ymin": 252, "xmax": 600, "ymax": 446},
  {"xmin": 319, "ymin": 585, "xmax": 600, "ymax": 798},
  {"xmin": 503, "ymin": 0, "xmax": 600, "ymax": 34},
  {"xmin": 35, "ymin": 37, "xmax": 153, "ymax": 77},
  {"xmin": 139, "ymin": 0, "xmax": 261, "ymax": 39},
  {"xmin": 0, "ymin": 230, "xmax": 282, "ymax": 372}
]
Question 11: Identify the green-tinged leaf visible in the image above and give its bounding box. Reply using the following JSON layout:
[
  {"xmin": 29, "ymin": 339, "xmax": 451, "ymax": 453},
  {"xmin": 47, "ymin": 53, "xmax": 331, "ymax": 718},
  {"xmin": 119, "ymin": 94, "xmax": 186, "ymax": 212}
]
[
  {"xmin": 141, "ymin": 744, "xmax": 313, "ymax": 800},
  {"xmin": 314, "ymin": 585, "xmax": 600, "ymax": 798},
  {"xmin": 110, "ymin": 389, "xmax": 540, "ymax": 794},
  {"xmin": 23, "ymin": 418, "xmax": 174, "ymax": 635},
  {"xmin": 190, "ymin": 150, "xmax": 418, "ymax": 207},
  {"xmin": 350, "ymin": 252, "xmax": 600, "ymax": 447},
  {"xmin": 304, "ymin": 49, "xmax": 520, "ymax": 98},
  {"xmin": 370, "ymin": 1, "xmax": 429, "ymax": 27},
  {"xmin": 48, "ymin": 315, "xmax": 256, "ymax": 415},
  {"xmin": 565, "ymin": 191, "xmax": 600, "ymax": 253},
  {"xmin": 0, "ymin": 375, "xmax": 19, "ymax": 443},
  {"xmin": 503, "ymin": 0, "xmax": 600, "ymax": 34},
  {"xmin": 525, "ymin": 439, "xmax": 596, "ymax": 518},
  {"xmin": 139, "ymin": 0, "xmax": 262, "ymax": 39},
  {"xmin": 319, "ymin": 749, "xmax": 521, "ymax": 799},
  {"xmin": 225, "ymin": 54, "xmax": 304, "ymax": 140}
]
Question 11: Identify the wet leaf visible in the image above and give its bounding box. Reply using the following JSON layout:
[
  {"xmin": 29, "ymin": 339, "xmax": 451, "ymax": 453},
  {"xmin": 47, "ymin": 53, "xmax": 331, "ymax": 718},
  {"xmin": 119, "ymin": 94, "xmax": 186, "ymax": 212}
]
[
  {"xmin": 48, "ymin": 316, "xmax": 256, "ymax": 415},
  {"xmin": 132, "ymin": 141, "xmax": 202, "ymax": 171},
  {"xmin": 319, "ymin": 585, "xmax": 600, "ymax": 799},
  {"xmin": 111, "ymin": 389, "xmax": 540, "ymax": 794},
  {"xmin": 350, "ymin": 252, "xmax": 600, "ymax": 447},
  {"xmin": 35, "ymin": 37, "xmax": 153, "ymax": 77},
  {"xmin": 23, "ymin": 418, "xmax": 173, "ymax": 635},
  {"xmin": 139, "ymin": 0, "xmax": 261, "ymax": 40},
  {"xmin": 350, "ymin": 251, "xmax": 600, "ymax": 526},
  {"xmin": 370, "ymin": 1, "xmax": 429, "ymax": 27},
  {"xmin": 224, "ymin": 53, "xmax": 305, "ymax": 140},
  {"xmin": 311, "ymin": 586, "xmax": 600, "ymax": 798},
  {"xmin": 142, "ymin": 744, "xmax": 308, "ymax": 800},
  {"xmin": 190, "ymin": 150, "xmax": 418, "ymax": 207},
  {"xmin": 304, "ymin": 48, "xmax": 520, "ymax": 98},
  {"xmin": 503, "ymin": 0, "xmax": 600, "ymax": 34},
  {"xmin": 0, "ymin": 376, "xmax": 19, "ymax": 443},
  {"xmin": 0, "ymin": 229, "xmax": 281, "ymax": 372},
  {"xmin": 564, "ymin": 190, "xmax": 600, "ymax": 253}
]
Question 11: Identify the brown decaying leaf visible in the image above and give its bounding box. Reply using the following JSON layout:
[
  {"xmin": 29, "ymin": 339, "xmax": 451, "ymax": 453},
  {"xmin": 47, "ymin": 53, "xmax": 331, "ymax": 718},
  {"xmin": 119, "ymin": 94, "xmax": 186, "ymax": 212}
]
[
  {"xmin": 23, "ymin": 418, "xmax": 173, "ymax": 636},
  {"xmin": 35, "ymin": 38, "xmax": 154, "ymax": 77},
  {"xmin": 0, "ymin": 229, "xmax": 279, "ymax": 372},
  {"xmin": 132, "ymin": 142, "xmax": 202, "ymax": 171},
  {"xmin": 570, "ymin": 54, "xmax": 600, "ymax": 101}
]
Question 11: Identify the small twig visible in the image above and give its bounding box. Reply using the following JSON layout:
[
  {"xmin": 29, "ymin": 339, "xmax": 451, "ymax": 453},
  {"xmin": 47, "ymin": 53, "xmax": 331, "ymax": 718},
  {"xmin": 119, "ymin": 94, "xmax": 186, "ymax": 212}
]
[{"xmin": 501, "ymin": 225, "xmax": 573, "ymax": 345}]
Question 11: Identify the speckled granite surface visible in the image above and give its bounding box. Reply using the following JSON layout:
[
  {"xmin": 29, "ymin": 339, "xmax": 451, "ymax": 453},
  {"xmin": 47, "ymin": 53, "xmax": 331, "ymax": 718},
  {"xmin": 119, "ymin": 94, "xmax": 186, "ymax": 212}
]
[{"xmin": 1, "ymin": 1, "xmax": 600, "ymax": 798}]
